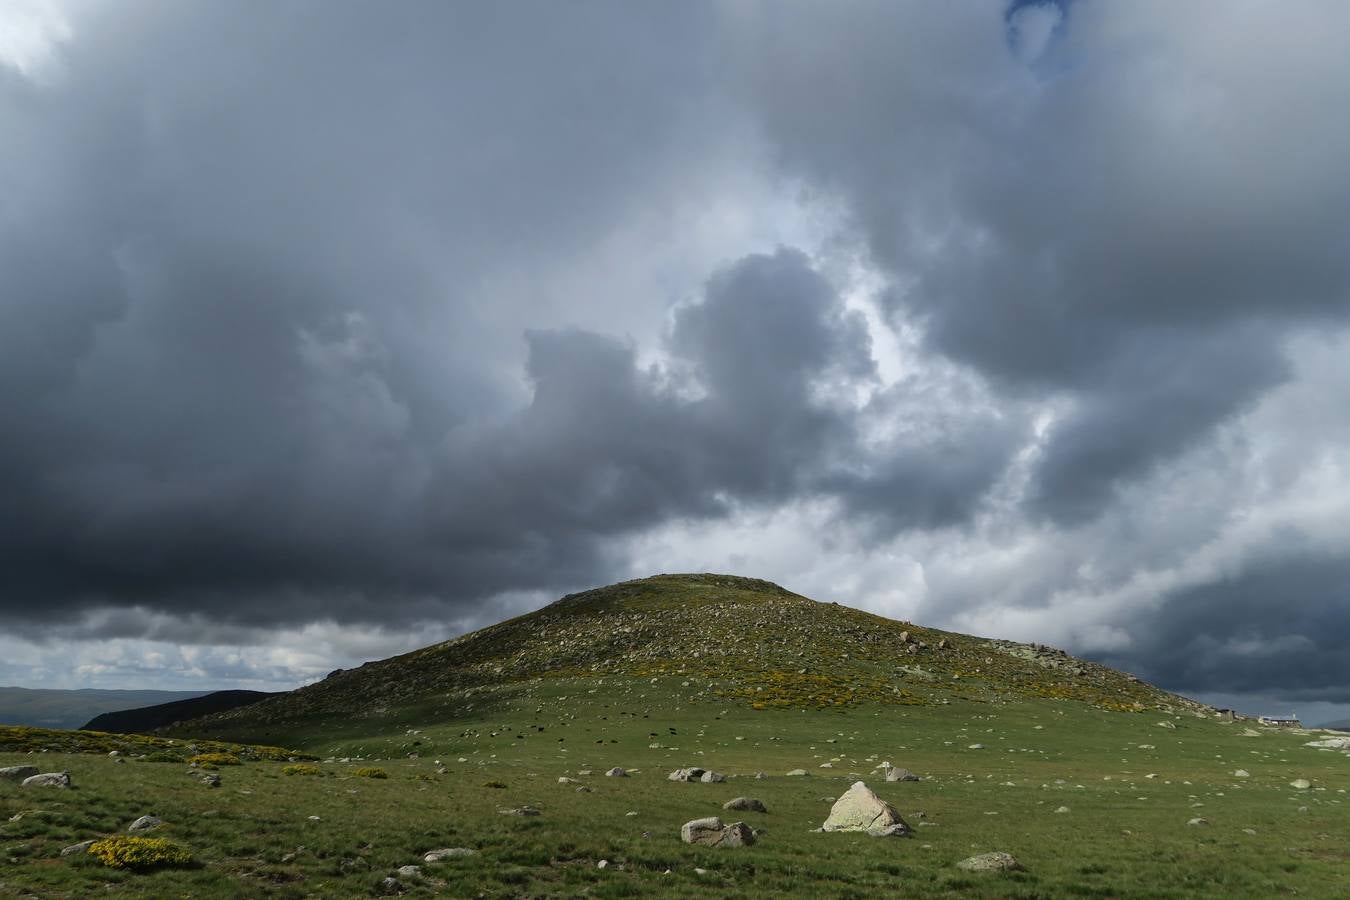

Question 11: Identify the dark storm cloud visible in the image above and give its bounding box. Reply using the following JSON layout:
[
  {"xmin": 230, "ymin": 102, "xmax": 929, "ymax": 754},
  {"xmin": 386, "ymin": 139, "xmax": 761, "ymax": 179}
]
[
  {"xmin": 729, "ymin": 0, "xmax": 1350, "ymax": 523},
  {"xmin": 1093, "ymin": 554, "xmax": 1350, "ymax": 703}
]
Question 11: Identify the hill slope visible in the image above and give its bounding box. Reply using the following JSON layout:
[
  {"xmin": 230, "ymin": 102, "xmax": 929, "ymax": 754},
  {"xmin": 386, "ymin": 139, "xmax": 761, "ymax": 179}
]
[
  {"xmin": 80, "ymin": 689, "xmax": 272, "ymax": 733},
  {"xmin": 178, "ymin": 573, "xmax": 1207, "ymax": 744},
  {"xmin": 0, "ymin": 686, "xmax": 208, "ymax": 730}
]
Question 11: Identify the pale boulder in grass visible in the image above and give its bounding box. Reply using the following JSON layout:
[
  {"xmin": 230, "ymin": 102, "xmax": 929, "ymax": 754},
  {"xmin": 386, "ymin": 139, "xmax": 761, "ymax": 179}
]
[
  {"xmin": 957, "ymin": 852, "xmax": 1024, "ymax": 872},
  {"xmin": 680, "ymin": 817, "xmax": 755, "ymax": 847},
  {"xmin": 21, "ymin": 772, "xmax": 70, "ymax": 788},
  {"xmin": 423, "ymin": 848, "xmax": 477, "ymax": 862},
  {"xmin": 0, "ymin": 766, "xmax": 39, "ymax": 782},
  {"xmin": 821, "ymin": 781, "xmax": 911, "ymax": 837}
]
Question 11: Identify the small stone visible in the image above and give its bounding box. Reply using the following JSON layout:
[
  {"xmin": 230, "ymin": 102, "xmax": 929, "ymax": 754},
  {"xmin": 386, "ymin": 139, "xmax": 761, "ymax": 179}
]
[
  {"xmin": 681, "ymin": 817, "xmax": 756, "ymax": 847},
  {"xmin": 378, "ymin": 876, "xmax": 403, "ymax": 894},
  {"xmin": 700, "ymin": 770, "xmax": 727, "ymax": 783},
  {"xmin": 60, "ymin": 840, "xmax": 96, "ymax": 857},
  {"xmin": 968, "ymin": 744, "xmax": 985, "ymax": 750},
  {"xmin": 605, "ymin": 767, "xmax": 627, "ymax": 777},
  {"xmin": 1055, "ymin": 806, "xmax": 1070, "ymax": 813},
  {"xmin": 885, "ymin": 768, "xmax": 920, "ymax": 783},
  {"xmin": 597, "ymin": 859, "xmax": 609, "ymax": 869},
  {"xmin": 498, "ymin": 806, "xmax": 541, "ymax": 816},
  {"xmin": 128, "ymin": 815, "xmax": 162, "ymax": 832},
  {"xmin": 1234, "ymin": 770, "xmax": 1250, "ymax": 778},
  {"xmin": 1290, "ymin": 779, "xmax": 1311, "ymax": 790},
  {"xmin": 423, "ymin": 848, "xmax": 477, "ymax": 862},
  {"xmin": 785, "ymin": 769, "xmax": 809, "ymax": 777},
  {"xmin": 723, "ymin": 797, "xmax": 767, "ymax": 813},
  {"xmin": 396, "ymin": 865, "xmax": 421, "ymax": 879},
  {"xmin": 0, "ymin": 766, "xmax": 40, "ymax": 781},
  {"xmin": 1187, "ymin": 817, "xmax": 1209, "ymax": 826},
  {"xmin": 956, "ymin": 851, "xmax": 1023, "ymax": 872}
]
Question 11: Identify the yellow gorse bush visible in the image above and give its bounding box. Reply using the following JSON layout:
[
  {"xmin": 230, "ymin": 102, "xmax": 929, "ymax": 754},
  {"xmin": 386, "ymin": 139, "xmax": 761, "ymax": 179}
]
[
  {"xmin": 188, "ymin": 752, "xmax": 241, "ymax": 769},
  {"xmin": 89, "ymin": 835, "xmax": 192, "ymax": 870},
  {"xmin": 282, "ymin": 763, "xmax": 323, "ymax": 776},
  {"xmin": 353, "ymin": 766, "xmax": 388, "ymax": 779}
]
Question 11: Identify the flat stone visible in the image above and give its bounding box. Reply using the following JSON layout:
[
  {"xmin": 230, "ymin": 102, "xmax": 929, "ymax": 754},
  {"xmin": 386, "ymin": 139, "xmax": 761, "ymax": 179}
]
[
  {"xmin": 423, "ymin": 848, "xmax": 477, "ymax": 862},
  {"xmin": 0, "ymin": 766, "xmax": 39, "ymax": 781},
  {"xmin": 723, "ymin": 797, "xmax": 767, "ymax": 813},
  {"xmin": 956, "ymin": 851, "xmax": 1023, "ymax": 872}
]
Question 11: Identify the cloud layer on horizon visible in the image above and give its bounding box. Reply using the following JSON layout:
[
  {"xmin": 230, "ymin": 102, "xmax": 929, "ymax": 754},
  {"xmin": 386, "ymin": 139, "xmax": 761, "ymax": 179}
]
[{"xmin": 3, "ymin": 0, "xmax": 1349, "ymax": 715}]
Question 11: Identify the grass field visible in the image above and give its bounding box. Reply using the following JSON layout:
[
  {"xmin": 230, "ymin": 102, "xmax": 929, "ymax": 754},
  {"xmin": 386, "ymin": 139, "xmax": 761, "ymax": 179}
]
[{"xmin": 3, "ymin": 675, "xmax": 1348, "ymax": 898}]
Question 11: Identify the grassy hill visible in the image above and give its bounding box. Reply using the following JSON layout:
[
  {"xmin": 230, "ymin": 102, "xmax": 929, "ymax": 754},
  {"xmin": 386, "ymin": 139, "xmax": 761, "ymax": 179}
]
[
  {"xmin": 2, "ymin": 574, "xmax": 1348, "ymax": 899},
  {"xmin": 0, "ymin": 687, "xmax": 209, "ymax": 730},
  {"xmin": 176, "ymin": 573, "xmax": 1206, "ymax": 748}
]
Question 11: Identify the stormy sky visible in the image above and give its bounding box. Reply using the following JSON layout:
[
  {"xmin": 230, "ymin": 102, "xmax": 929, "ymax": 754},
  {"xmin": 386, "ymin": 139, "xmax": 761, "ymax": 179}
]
[{"xmin": 3, "ymin": 0, "xmax": 1348, "ymax": 722}]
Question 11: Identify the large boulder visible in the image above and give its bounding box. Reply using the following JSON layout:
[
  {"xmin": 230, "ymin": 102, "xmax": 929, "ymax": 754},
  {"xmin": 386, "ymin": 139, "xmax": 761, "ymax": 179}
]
[
  {"xmin": 21, "ymin": 772, "xmax": 70, "ymax": 788},
  {"xmin": 821, "ymin": 781, "xmax": 910, "ymax": 837},
  {"xmin": 680, "ymin": 817, "xmax": 756, "ymax": 847},
  {"xmin": 956, "ymin": 851, "xmax": 1023, "ymax": 872},
  {"xmin": 0, "ymin": 766, "xmax": 39, "ymax": 782}
]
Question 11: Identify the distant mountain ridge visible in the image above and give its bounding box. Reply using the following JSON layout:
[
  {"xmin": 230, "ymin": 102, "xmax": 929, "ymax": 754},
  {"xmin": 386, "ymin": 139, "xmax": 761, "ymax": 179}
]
[
  {"xmin": 0, "ymin": 686, "xmax": 209, "ymax": 730},
  {"xmin": 81, "ymin": 690, "xmax": 273, "ymax": 733},
  {"xmin": 1319, "ymin": 719, "xmax": 1350, "ymax": 731}
]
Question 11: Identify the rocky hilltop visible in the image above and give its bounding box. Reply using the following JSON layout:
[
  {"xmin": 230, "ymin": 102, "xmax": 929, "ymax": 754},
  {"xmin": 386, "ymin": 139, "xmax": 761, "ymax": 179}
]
[{"xmin": 175, "ymin": 573, "xmax": 1208, "ymax": 739}]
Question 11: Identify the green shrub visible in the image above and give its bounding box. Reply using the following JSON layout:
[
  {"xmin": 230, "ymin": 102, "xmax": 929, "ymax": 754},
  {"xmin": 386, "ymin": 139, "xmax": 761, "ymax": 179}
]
[
  {"xmin": 89, "ymin": 835, "xmax": 192, "ymax": 870},
  {"xmin": 482, "ymin": 780, "xmax": 507, "ymax": 789},
  {"xmin": 354, "ymin": 767, "xmax": 388, "ymax": 779},
  {"xmin": 283, "ymin": 763, "xmax": 323, "ymax": 776},
  {"xmin": 188, "ymin": 752, "xmax": 241, "ymax": 770}
]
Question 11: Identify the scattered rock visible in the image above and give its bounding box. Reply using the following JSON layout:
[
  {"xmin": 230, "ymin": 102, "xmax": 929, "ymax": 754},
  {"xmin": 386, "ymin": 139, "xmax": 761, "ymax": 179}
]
[
  {"xmin": 680, "ymin": 817, "xmax": 756, "ymax": 847},
  {"xmin": 785, "ymin": 769, "xmax": 809, "ymax": 777},
  {"xmin": 499, "ymin": 806, "xmax": 541, "ymax": 816},
  {"xmin": 956, "ymin": 851, "xmax": 1023, "ymax": 872},
  {"xmin": 700, "ymin": 770, "xmax": 727, "ymax": 784},
  {"xmin": 558, "ymin": 777, "xmax": 580, "ymax": 784},
  {"xmin": 821, "ymin": 781, "xmax": 910, "ymax": 837},
  {"xmin": 423, "ymin": 848, "xmax": 476, "ymax": 862},
  {"xmin": 1305, "ymin": 737, "xmax": 1350, "ymax": 750},
  {"xmin": 378, "ymin": 876, "xmax": 403, "ymax": 894},
  {"xmin": 0, "ymin": 766, "xmax": 39, "ymax": 782},
  {"xmin": 885, "ymin": 768, "xmax": 920, "ymax": 783},
  {"xmin": 20, "ymin": 772, "xmax": 70, "ymax": 788},
  {"xmin": 1055, "ymin": 806, "xmax": 1070, "ymax": 814},
  {"xmin": 597, "ymin": 859, "xmax": 609, "ymax": 869},
  {"xmin": 1290, "ymin": 779, "xmax": 1311, "ymax": 790},
  {"xmin": 60, "ymin": 840, "xmax": 96, "ymax": 857},
  {"xmin": 668, "ymin": 767, "xmax": 706, "ymax": 782},
  {"xmin": 128, "ymin": 815, "xmax": 162, "ymax": 832},
  {"xmin": 967, "ymin": 744, "xmax": 985, "ymax": 750},
  {"xmin": 198, "ymin": 773, "xmax": 222, "ymax": 787},
  {"xmin": 723, "ymin": 797, "xmax": 767, "ymax": 813},
  {"xmin": 340, "ymin": 857, "xmax": 371, "ymax": 872},
  {"xmin": 605, "ymin": 767, "xmax": 627, "ymax": 778},
  {"xmin": 1187, "ymin": 817, "xmax": 1209, "ymax": 826},
  {"xmin": 396, "ymin": 865, "xmax": 421, "ymax": 879},
  {"xmin": 1234, "ymin": 770, "xmax": 1250, "ymax": 778}
]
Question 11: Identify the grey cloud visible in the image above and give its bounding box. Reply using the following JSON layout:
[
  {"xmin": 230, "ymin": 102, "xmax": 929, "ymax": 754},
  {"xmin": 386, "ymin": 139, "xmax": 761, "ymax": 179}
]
[
  {"xmin": 729, "ymin": 0, "xmax": 1350, "ymax": 522},
  {"xmin": 1093, "ymin": 553, "xmax": 1350, "ymax": 703}
]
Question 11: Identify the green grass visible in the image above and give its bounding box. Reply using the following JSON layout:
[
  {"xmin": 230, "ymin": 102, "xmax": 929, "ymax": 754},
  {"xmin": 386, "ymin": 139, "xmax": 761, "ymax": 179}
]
[
  {"xmin": 3, "ymin": 575, "xmax": 1346, "ymax": 897},
  {"xmin": 2, "ymin": 679, "xmax": 1348, "ymax": 898}
]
